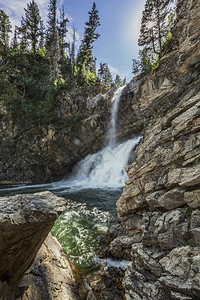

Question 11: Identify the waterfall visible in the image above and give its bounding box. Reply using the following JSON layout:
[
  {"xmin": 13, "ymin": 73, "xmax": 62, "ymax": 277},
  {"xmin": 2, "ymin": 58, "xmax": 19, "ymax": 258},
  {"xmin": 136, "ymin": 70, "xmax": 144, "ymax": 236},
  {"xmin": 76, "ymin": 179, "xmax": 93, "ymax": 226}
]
[
  {"xmin": 0, "ymin": 86, "xmax": 142, "ymax": 271},
  {"xmin": 108, "ymin": 86, "xmax": 124, "ymax": 149},
  {"xmin": 55, "ymin": 87, "xmax": 142, "ymax": 190},
  {"xmin": 0, "ymin": 87, "xmax": 141, "ymax": 193}
]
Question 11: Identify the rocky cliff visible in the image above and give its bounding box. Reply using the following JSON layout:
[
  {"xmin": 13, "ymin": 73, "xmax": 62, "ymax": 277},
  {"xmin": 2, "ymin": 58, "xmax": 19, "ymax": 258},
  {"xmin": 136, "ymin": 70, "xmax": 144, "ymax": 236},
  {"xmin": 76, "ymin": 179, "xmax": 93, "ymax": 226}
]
[
  {"xmin": 108, "ymin": 0, "xmax": 200, "ymax": 299},
  {"xmin": 117, "ymin": 0, "xmax": 200, "ymax": 142},
  {"xmin": 0, "ymin": 192, "xmax": 89, "ymax": 300},
  {"xmin": 0, "ymin": 87, "xmax": 115, "ymax": 185}
]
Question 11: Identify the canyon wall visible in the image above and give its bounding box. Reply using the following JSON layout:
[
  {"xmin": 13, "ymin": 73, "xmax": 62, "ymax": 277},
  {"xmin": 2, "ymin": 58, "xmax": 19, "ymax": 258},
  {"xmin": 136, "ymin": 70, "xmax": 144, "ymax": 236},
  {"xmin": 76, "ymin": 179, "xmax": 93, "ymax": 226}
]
[
  {"xmin": 109, "ymin": 0, "xmax": 200, "ymax": 299},
  {"xmin": 0, "ymin": 88, "xmax": 115, "ymax": 185}
]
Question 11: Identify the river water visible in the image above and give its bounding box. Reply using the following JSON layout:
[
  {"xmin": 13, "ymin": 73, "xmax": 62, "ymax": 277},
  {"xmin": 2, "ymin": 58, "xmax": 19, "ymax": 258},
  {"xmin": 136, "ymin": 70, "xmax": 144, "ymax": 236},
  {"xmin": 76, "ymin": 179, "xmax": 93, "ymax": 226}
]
[{"xmin": 0, "ymin": 87, "xmax": 141, "ymax": 272}]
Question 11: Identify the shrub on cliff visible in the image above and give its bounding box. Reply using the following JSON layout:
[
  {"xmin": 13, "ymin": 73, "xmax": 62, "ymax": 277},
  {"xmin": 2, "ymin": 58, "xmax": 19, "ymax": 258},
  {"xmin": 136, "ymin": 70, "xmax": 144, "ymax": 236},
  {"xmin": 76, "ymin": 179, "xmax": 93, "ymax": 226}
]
[{"xmin": 132, "ymin": 0, "xmax": 175, "ymax": 76}]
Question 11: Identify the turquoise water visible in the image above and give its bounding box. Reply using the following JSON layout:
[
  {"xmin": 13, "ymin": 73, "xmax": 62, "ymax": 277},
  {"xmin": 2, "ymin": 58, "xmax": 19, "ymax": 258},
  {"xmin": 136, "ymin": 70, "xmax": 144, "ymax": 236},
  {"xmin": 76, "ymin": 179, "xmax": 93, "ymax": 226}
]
[
  {"xmin": 52, "ymin": 188, "xmax": 121, "ymax": 272},
  {"xmin": 0, "ymin": 184, "xmax": 121, "ymax": 272},
  {"xmin": 0, "ymin": 87, "xmax": 139, "ymax": 273}
]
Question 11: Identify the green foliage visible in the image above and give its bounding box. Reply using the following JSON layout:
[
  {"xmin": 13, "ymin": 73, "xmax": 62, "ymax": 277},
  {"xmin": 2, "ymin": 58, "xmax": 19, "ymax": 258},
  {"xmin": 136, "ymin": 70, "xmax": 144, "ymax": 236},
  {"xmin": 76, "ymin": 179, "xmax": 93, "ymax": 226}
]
[
  {"xmin": 132, "ymin": 49, "xmax": 152, "ymax": 76},
  {"xmin": 162, "ymin": 30, "xmax": 173, "ymax": 51},
  {"xmin": 98, "ymin": 62, "xmax": 113, "ymax": 90},
  {"xmin": 132, "ymin": 59, "xmax": 140, "ymax": 75},
  {"xmin": 138, "ymin": 0, "xmax": 174, "ymax": 56},
  {"xmin": 83, "ymin": 70, "xmax": 96, "ymax": 86},
  {"xmin": 58, "ymin": 5, "xmax": 69, "ymax": 59},
  {"xmin": 0, "ymin": 0, "xmax": 109, "ymax": 132},
  {"xmin": 113, "ymin": 74, "xmax": 126, "ymax": 88},
  {"xmin": 0, "ymin": 10, "xmax": 12, "ymax": 55},
  {"xmin": 151, "ymin": 54, "xmax": 160, "ymax": 71},
  {"xmin": 170, "ymin": 155, "xmax": 185, "ymax": 167},
  {"xmin": 38, "ymin": 47, "xmax": 45, "ymax": 57},
  {"xmin": 133, "ymin": 0, "xmax": 176, "ymax": 77},
  {"xmin": 75, "ymin": 65, "xmax": 96, "ymax": 87},
  {"xmin": 0, "ymin": 1, "xmax": 105, "ymax": 91},
  {"xmin": 11, "ymin": 26, "xmax": 18, "ymax": 49},
  {"xmin": 46, "ymin": 0, "xmax": 57, "ymax": 49},
  {"xmin": 0, "ymin": 58, "xmax": 59, "ymax": 127},
  {"xmin": 46, "ymin": 0, "xmax": 60, "ymax": 80},
  {"xmin": 76, "ymin": 2, "xmax": 100, "ymax": 85},
  {"xmin": 162, "ymin": 12, "xmax": 175, "ymax": 51},
  {"xmin": 20, "ymin": 0, "xmax": 42, "ymax": 55},
  {"xmin": 185, "ymin": 207, "xmax": 194, "ymax": 221},
  {"xmin": 53, "ymin": 77, "xmax": 66, "ymax": 86}
]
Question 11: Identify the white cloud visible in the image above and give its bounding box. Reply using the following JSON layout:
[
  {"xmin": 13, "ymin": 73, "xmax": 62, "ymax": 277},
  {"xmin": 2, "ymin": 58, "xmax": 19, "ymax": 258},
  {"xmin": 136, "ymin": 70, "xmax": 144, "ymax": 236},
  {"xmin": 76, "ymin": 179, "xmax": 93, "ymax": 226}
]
[
  {"xmin": 66, "ymin": 27, "xmax": 80, "ymax": 42},
  {"xmin": 108, "ymin": 64, "xmax": 119, "ymax": 75},
  {"xmin": 1, "ymin": 0, "xmax": 49, "ymax": 32},
  {"xmin": 107, "ymin": 64, "xmax": 127, "ymax": 80},
  {"xmin": 1, "ymin": 0, "xmax": 81, "ymax": 48}
]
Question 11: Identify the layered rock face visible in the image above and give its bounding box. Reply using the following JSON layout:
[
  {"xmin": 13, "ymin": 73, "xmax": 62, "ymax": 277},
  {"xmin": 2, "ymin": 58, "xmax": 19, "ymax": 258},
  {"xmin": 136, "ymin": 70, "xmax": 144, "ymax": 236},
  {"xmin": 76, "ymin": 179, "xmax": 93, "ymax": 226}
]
[
  {"xmin": 116, "ymin": 0, "xmax": 200, "ymax": 143},
  {"xmin": 0, "ymin": 89, "xmax": 114, "ymax": 185},
  {"xmin": 111, "ymin": 0, "xmax": 200, "ymax": 299},
  {"xmin": 0, "ymin": 192, "xmax": 87, "ymax": 299}
]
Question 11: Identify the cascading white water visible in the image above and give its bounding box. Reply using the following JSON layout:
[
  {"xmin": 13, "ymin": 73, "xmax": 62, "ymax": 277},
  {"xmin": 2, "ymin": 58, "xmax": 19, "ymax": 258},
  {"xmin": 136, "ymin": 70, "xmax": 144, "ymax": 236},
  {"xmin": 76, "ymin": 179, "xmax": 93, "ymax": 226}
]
[
  {"xmin": 55, "ymin": 87, "xmax": 142, "ymax": 190},
  {"xmin": 0, "ymin": 87, "xmax": 142, "ymax": 271},
  {"xmin": 62, "ymin": 137, "xmax": 141, "ymax": 188},
  {"xmin": 108, "ymin": 86, "xmax": 125, "ymax": 149}
]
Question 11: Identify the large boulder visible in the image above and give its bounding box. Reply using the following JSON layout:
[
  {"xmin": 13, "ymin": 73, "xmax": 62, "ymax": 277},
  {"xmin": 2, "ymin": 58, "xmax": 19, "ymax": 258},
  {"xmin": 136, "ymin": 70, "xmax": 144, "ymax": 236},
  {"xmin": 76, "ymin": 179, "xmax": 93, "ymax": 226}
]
[
  {"xmin": 0, "ymin": 191, "xmax": 91, "ymax": 299},
  {"xmin": 0, "ymin": 191, "xmax": 66, "ymax": 286},
  {"xmin": 0, "ymin": 234, "xmax": 88, "ymax": 300}
]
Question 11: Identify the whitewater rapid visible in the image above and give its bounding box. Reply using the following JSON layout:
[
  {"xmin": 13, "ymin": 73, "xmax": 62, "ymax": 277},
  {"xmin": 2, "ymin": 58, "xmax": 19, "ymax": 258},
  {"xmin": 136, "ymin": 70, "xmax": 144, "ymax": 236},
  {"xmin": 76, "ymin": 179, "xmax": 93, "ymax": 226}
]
[
  {"xmin": 53, "ymin": 87, "xmax": 141, "ymax": 190},
  {"xmin": 0, "ymin": 86, "xmax": 142, "ymax": 270},
  {"xmin": 55, "ymin": 136, "xmax": 141, "ymax": 190}
]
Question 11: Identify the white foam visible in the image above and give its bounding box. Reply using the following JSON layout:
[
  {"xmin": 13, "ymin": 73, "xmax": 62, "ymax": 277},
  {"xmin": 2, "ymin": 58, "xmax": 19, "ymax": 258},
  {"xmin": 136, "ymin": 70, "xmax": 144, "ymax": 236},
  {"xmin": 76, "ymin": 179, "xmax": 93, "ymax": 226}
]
[{"xmin": 95, "ymin": 256, "xmax": 131, "ymax": 270}]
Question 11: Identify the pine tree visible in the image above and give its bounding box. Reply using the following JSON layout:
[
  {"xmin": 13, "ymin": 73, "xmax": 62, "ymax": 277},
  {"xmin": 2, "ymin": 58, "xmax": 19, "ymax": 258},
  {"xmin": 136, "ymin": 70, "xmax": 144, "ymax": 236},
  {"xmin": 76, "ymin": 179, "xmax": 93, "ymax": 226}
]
[
  {"xmin": 70, "ymin": 26, "xmax": 76, "ymax": 75},
  {"xmin": 46, "ymin": 0, "xmax": 60, "ymax": 79},
  {"xmin": 132, "ymin": 48, "xmax": 152, "ymax": 75},
  {"xmin": 114, "ymin": 74, "xmax": 122, "ymax": 87},
  {"xmin": 18, "ymin": 25, "xmax": 28, "ymax": 51},
  {"xmin": 138, "ymin": 0, "xmax": 174, "ymax": 58},
  {"xmin": 133, "ymin": 0, "xmax": 174, "ymax": 76},
  {"xmin": 76, "ymin": 2, "xmax": 100, "ymax": 84},
  {"xmin": 11, "ymin": 26, "xmax": 18, "ymax": 50},
  {"xmin": 113, "ymin": 74, "xmax": 126, "ymax": 87},
  {"xmin": 21, "ymin": 0, "xmax": 41, "ymax": 55},
  {"xmin": 58, "ymin": 5, "xmax": 69, "ymax": 59},
  {"xmin": 46, "ymin": 0, "xmax": 57, "ymax": 54},
  {"xmin": 122, "ymin": 77, "xmax": 126, "ymax": 86},
  {"xmin": 39, "ymin": 20, "xmax": 45, "ymax": 50},
  {"xmin": 0, "ymin": 10, "xmax": 12, "ymax": 56},
  {"xmin": 98, "ymin": 62, "xmax": 113, "ymax": 90}
]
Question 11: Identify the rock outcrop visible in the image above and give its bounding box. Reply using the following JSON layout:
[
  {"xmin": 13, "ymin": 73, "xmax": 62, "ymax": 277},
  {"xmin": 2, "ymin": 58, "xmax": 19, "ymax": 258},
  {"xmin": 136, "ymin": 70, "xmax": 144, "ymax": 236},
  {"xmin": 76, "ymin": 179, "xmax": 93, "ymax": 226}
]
[
  {"xmin": 0, "ymin": 88, "xmax": 115, "ymax": 185},
  {"xmin": 0, "ymin": 192, "xmax": 88, "ymax": 299},
  {"xmin": 116, "ymin": 0, "xmax": 200, "ymax": 143},
  {"xmin": 0, "ymin": 234, "xmax": 87, "ymax": 300},
  {"xmin": 108, "ymin": 0, "xmax": 200, "ymax": 299}
]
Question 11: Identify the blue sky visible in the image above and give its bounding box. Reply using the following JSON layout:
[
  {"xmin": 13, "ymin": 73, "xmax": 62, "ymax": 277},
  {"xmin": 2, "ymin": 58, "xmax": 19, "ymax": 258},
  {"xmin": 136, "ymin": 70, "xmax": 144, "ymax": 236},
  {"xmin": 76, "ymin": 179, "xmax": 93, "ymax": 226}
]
[{"xmin": 0, "ymin": 0, "xmax": 146, "ymax": 82}]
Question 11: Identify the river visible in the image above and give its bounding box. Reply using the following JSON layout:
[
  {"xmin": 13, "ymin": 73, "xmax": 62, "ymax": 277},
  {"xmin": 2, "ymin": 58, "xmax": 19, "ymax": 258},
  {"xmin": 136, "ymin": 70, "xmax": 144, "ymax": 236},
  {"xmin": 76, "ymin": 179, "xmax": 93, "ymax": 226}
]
[{"xmin": 0, "ymin": 87, "xmax": 141, "ymax": 273}]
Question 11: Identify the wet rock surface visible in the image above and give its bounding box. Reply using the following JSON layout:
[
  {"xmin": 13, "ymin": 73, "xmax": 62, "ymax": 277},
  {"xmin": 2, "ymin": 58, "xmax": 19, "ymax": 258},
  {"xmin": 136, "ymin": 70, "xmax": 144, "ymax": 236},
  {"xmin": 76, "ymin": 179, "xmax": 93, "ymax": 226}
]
[{"xmin": 87, "ymin": 266, "xmax": 125, "ymax": 300}]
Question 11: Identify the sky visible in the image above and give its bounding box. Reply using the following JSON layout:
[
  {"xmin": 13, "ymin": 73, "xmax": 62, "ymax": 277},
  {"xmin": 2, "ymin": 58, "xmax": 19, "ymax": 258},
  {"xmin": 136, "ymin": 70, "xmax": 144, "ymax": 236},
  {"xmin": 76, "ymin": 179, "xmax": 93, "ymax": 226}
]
[{"xmin": 0, "ymin": 0, "xmax": 146, "ymax": 82}]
